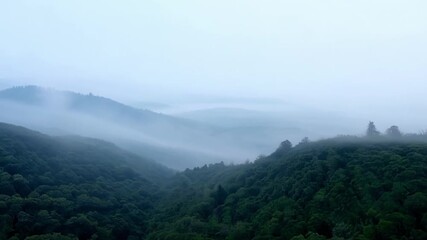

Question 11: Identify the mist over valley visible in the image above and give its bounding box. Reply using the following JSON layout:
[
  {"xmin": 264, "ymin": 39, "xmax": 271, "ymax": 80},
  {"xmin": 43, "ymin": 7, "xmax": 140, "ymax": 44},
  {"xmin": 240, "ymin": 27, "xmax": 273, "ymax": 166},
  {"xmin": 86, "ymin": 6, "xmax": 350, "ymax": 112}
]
[
  {"xmin": 1, "ymin": 0, "xmax": 426, "ymax": 239},
  {"xmin": 0, "ymin": 85, "xmax": 370, "ymax": 170}
]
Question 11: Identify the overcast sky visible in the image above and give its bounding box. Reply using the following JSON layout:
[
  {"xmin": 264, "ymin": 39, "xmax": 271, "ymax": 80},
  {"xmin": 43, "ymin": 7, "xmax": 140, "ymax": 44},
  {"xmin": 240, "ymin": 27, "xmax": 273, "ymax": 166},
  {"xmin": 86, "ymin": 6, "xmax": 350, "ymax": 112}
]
[{"xmin": 0, "ymin": 1, "xmax": 426, "ymax": 115}]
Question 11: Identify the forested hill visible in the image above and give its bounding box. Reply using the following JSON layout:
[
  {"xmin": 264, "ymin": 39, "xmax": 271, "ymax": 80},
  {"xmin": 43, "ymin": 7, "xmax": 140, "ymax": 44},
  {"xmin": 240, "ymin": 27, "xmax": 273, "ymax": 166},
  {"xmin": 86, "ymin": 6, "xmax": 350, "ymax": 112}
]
[
  {"xmin": 150, "ymin": 137, "xmax": 427, "ymax": 240},
  {"xmin": 0, "ymin": 122, "xmax": 172, "ymax": 240},
  {"xmin": 0, "ymin": 122, "xmax": 173, "ymax": 183},
  {"xmin": 1, "ymin": 122, "xmax": 427, "ymax": 239},
  {"xmin": 0, "ymin": 86, "xmax": 172, "ymax": 123}
]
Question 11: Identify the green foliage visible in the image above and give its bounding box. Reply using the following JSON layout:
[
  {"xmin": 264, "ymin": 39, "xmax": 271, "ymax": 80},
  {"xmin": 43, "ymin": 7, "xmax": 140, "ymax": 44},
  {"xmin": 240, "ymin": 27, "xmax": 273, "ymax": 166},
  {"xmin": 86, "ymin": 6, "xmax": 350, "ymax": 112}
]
[
  {"xmin": 24, "ymin": 233, "xmax": 77, "ymax": 240},
  {"xmin": 1, "ymin": 122, "xmax": 427, "ymax": 239},
  {"xmin": 0, "ymin": 123, "xmax": 168, "ymax": 239},
  {"xmin": 149, "ymin": 137, "xmax": 427, "ymax": 239}
]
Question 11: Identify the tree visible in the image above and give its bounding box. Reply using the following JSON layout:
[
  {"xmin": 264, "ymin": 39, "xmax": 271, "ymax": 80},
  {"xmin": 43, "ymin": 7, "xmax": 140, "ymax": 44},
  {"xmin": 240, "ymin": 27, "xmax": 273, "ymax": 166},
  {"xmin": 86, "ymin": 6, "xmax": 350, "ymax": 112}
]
[
  {"xmin": 366, "ymin": 121, "xmax": 380, "ymax": 137},
  {"xmin": 213, "ymin": 185, "xmax": 227, "ymax": 206},
  {"xmin": 280, "ymin": 140, "xmax": 292, "ymax": 149},
  {"xmin": 24, "ymin": 233, "xmax": 77, "ymax": 240},
  {"xmin": 299, "ymin": 137, "xmax": 310, "ymax": 145},
  {"xmin": 65, "ymin": 215, "xmax": 97, "ymax": 240},
  {"xmin": 112, "ymin": 217, "xmax": 131, "ymax": 240},
  {"xmin": 386, "ymin": 126, "xmax": 402, "ymax": 138},
  {"xmin": 274, "ymin": 140, "xmax": 293, "ymax": 155}
]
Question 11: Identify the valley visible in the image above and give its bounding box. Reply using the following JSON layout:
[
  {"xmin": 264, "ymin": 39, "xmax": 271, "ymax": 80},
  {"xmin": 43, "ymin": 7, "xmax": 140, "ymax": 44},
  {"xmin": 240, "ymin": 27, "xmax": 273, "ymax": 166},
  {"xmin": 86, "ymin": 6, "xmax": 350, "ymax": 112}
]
[{"xmin": 0, "ymin": 122, "xmax": 426, "ymax": 239}]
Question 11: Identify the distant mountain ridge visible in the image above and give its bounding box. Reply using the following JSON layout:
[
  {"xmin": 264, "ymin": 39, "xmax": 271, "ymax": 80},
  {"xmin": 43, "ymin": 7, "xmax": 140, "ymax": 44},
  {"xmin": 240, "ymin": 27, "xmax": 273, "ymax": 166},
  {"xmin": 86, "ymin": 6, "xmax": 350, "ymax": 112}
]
[
  {"xmin": 0, "ymin": 86, "xmax": 248, "ymax": 169},
  {"xmin": 0, "ymin": 86, "xmax": 186, "ymax": 125},
  {"xmin": 1, "ymin": 86, "xmax": 343, "ymax": 169}
]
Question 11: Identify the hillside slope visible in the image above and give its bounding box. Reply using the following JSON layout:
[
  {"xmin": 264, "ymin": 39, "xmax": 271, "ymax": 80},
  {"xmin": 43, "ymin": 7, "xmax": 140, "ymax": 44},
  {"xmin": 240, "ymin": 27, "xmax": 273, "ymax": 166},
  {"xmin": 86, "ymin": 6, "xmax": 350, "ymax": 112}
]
[
  {"xmin": 150, "ymin": 137, "xmax": 427, "ymax": 240},
  {"xmin": 0, "ymin": 86, "xmax": 255, "ymax": 169},
  {"xmin": 1, "ymin": 122, "xmax": 426, "ymax": 239},
  {"xmin": 0, "ymin": 86, "xmax": 174, "ymax": 124},
  {"xmin": 0, "ymin": 122, "xmax": 171, "ymax": 240}
]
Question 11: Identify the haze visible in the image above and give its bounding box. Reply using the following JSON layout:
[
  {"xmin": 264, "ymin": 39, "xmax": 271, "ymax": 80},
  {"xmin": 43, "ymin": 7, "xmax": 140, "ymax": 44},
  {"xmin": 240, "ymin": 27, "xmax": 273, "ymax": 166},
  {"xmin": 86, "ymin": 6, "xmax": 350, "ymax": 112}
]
[{"xmin": 0, "ymin": 0, "xmax": 427, "ymax": 165}]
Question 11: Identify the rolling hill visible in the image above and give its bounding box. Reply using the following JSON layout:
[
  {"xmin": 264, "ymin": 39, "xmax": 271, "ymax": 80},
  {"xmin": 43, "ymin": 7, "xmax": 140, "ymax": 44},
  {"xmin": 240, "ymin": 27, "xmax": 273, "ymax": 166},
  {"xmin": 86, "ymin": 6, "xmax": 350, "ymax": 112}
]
[
  {"xmin": 0, "ymin": 86, "xmax": 247, "ymax": 169},
  {"xmin": 1, "ymin": 122, "xmax": 426, "ymax": 239},
  {"xmin": 0, "ymin": 122, "xmax": 172, "ymax": 239},
  {"xmin": 149, "ymin": 136, "xmax": 427, "ymax": 240},
  {"xmin": 0, "ymin": 86, "xmax": 364, "ymax": 170}
]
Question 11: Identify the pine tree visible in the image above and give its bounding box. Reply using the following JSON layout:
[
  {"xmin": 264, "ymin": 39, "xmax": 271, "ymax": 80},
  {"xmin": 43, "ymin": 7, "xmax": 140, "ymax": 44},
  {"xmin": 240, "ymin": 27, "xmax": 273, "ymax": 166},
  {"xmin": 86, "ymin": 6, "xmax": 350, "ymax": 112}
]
[{"xmin": 366, "ymin": 121, "xmax": 380, "ymax": 137}]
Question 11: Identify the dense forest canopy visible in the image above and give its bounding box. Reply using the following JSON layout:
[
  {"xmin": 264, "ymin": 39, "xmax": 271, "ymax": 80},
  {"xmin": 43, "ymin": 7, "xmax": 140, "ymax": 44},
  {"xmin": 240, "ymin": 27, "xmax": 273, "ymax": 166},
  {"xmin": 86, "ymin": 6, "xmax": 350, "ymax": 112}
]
[
  {"xmin": 0, "ymin": 122, "xmax": 426, "ymax": 239},
  {"xmin": 0, "ymin": 123, "xmax": 171, "ymax": 240},
  {"xmin": 149, "ymin": 129, "xmax": 427, "ymax": 240},
  {"xmin": 1, "ymin": 1, "xmax": 426, "ymax": 239}
]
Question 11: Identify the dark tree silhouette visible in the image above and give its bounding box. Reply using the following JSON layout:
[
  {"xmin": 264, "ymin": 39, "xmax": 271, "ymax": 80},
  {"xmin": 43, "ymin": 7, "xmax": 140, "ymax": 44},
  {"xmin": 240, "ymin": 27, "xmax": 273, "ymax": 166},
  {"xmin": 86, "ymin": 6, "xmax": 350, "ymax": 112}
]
[
  {"xmin": 273, "ymin": 140, "xmax": 293, "ymax": 157},
  {"xmin": 299, "ymin": 137, "xmax": 310, "ymax": 145},
  {"xmin": 366, "ymin": 121, "xmax": 380, "ymax": 137},
  {"xmin": 386, "ymin": 125, "xmax": 402, "ymax": 138},
  {"xmin": 280, "ymin": 140, "xmax": 292, "ymax": 149},
  {"xmin": 213, "ymin": 185, "xmax": 227, "ymax": 206}
]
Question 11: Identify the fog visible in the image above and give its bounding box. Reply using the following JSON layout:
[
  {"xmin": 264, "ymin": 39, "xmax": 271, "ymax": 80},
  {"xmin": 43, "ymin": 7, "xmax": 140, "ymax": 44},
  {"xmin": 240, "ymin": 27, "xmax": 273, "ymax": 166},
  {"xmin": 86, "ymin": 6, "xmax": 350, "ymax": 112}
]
[
  {"xmin": 0, "ymin": 1, "xmax": 426, "ymax": 168},
  {"xmin": 0, "ymin": 86, "xmax": 423, "ymax": 170},
  {"xmin": 0, "ymin": 87, "xmax": 310, "ymax": 169}
]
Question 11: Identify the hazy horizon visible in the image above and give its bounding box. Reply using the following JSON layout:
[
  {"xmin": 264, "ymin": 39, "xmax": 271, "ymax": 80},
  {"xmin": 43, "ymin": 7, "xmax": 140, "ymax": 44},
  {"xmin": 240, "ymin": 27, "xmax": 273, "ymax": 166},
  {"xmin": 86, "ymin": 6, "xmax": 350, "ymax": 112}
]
[
  {"xmin": 1, "ymin": 1, "xmax": 427, "ymax": 136},
  {"xmin": 0, "ymin": 2, "xmax": 426, "ymax": 238}
]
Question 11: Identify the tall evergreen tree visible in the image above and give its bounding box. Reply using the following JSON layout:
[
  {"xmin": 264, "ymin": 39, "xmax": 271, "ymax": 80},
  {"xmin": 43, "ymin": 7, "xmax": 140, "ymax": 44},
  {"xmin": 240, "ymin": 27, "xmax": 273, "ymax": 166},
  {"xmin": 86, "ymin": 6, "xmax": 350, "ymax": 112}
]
[{"xmin": 366, "ymin": 121, "xmax": 380, "ymax": 137}]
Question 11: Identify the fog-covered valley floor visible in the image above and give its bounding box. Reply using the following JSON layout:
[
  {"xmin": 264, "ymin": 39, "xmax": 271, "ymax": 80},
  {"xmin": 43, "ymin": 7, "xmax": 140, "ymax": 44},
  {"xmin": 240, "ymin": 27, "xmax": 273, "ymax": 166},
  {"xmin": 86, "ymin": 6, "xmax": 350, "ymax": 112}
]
[{"xmin": 0, "ymin": 85, "xmax": 379, "ymax": 170}]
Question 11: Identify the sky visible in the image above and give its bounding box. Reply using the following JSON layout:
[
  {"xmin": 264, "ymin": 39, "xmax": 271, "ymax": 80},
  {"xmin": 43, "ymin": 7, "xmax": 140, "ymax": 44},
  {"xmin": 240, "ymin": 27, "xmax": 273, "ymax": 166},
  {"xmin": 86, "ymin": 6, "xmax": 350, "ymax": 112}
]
[{"xmin": 0, "ymin": 0, "xmax": 426, "ymax": 125}]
